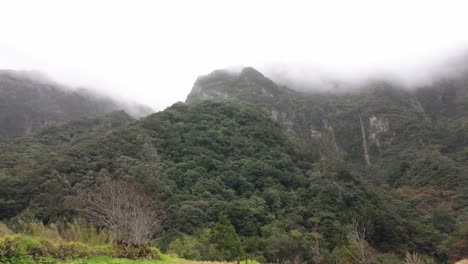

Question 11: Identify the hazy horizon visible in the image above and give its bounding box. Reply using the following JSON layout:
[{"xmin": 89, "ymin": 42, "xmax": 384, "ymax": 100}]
[{"xmin": 2, "ymin": 0, "xmax": 468, "ymax": 109}]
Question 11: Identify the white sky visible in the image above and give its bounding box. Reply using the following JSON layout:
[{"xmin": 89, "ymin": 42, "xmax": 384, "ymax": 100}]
[{"xmin": 1, "ymin": 0, "xmax": 468, "ymax": 110}]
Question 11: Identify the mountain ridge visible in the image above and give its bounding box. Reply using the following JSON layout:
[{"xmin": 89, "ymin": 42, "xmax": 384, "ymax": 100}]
[
  {"xmin": 186, "ymin": 66, "xmax": 468, "ymax": 219},
  {"xmin": 0, "ymin": 66, "xmax": 466, "ymax": 262},
  {"xmin": 0, "ymin": 69, "xmax": 153, "ymax": 139}
]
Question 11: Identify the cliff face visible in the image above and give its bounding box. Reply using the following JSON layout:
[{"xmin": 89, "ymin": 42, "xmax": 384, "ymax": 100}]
[
  {"xmin": 0, "ymin": 70, "xmax": 153, "ymax": 139},
  {"xmin": 186, "ymin": 68, "xmax": 431, "ymax": 164},
  {"xmin": 186, "ymin": 67, "xmax": 468, "ymax": 214},
  {"xmin": 186, "ymin": 67, "xmax": 293, "ymax": 103}
]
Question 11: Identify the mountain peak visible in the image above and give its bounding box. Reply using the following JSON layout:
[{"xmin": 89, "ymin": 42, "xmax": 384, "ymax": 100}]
[
  {"xmin": 186, "ymin": 67, "xmax": 285, "ymax": 104},
  {"xmin": 0, "ymin": 69, "xmax": 153, "ymax": 138},
  {"xmin": 239, "ymin": 67, "xmax": 264, "ymax": 79}
]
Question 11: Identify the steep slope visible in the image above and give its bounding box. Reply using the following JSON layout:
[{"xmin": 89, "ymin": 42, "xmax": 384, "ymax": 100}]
[
  {"xmin": 0, "ymin": 111, "xmax": 134, "ymax": 218},
  {"xmin": 186, "ymin": 68, "xmax": 429, "ymax": 163},
  {"xmin": 0, "ymin": 70, "xmax": 153, "ymax": 139},
  {"xmin": 186, "ymin": 67, "xmax": 468, "ymax": 219},
  {"xmin": 0, "ymin": 101, "xmax": 439, "ymax": 261}
]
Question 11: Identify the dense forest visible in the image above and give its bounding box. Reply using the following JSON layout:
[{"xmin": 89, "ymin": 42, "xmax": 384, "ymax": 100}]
[{"xmin": 0, "ymin": 68, "xmax": 467, "ymax": 263}]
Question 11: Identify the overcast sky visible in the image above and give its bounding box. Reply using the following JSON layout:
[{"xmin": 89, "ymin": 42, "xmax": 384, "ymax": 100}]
[{"xmin": 1, "ymin": 0, "xmax": 468, "ymax": 110}]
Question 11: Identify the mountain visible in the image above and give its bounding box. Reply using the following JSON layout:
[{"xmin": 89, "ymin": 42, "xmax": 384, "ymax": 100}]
[
  {"xmin": 0, "ymin": 70, "xmax": 153, "ymax": 139},
  {"xmin": 0, "ymin": 100, "xmax": 440, "ymax": 258},
  {"xmin": 186, "ymin": 67, "xmax": 436, "ymax": 163},
  {"xmin": 0, "ymin": 67, "xmax": 467, "ymax": 262},
  {"xmin": 186, "ymin": 67, "xmax": 468, "ymax": 220}
]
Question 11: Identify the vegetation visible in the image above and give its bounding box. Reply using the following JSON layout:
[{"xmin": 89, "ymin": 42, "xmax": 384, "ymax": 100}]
[
  {"xmin": 0, "ymin": 220, "xmax": 160, "ymax": 263},
  {"xmin": 74, "ymin": 171, "xmax": 165, "ymax": 246},
  {"xmin": 0, "ymin": 70, "xmax": 152, "ymax": 139},
  {"xmin": 1, "ymin": 67, "xmax": 468, "ymax": 263}
]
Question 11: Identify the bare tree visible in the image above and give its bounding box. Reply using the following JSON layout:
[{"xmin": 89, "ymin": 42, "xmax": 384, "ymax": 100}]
[
  {"xmin": 344, "ymin": 215, "xmax": 376, "ymax": 264},
  {"xmin": 75, "ymin": 171, "xmax": 165, "ymax": 246},
  {"xmin": 404, "ymin": 252, "xmax": 434, "ymax": 264},
  {"xmin": 404, "ymin": 252, "xmax": 423, "ymax": 264},
  {"xmin": 311, "ymin": 223, "xmax": 323, "ymax": 264}
]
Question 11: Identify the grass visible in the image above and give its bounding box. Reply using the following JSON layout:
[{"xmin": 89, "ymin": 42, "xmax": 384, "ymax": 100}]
[
  {"xmin": 0, "ymin": 233, "xmax": 259, "ymax": 264},
  {"xmin": 0, "ymin": 221, "xmax": 259, "ymax": 264},
  {"xmin": 57, "ymin": 254, "xmax": 259, "ymax": 264}
]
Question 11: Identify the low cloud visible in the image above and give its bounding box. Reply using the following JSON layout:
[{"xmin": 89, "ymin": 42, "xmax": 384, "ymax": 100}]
[{"xmin": 259, "ymin": 49, "xmax": 468, "ymax": 93}]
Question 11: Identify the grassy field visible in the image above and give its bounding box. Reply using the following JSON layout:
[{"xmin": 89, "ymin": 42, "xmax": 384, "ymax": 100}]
[
  {"xmin": 0, "ymin": 222, "xmax": 259, "ymax": 264},
  {"xmin": 2, "ymin": 253, "xmax": 259, "ymax": 264},
  {"xmin": 62, "ymin": 255, "xmax": 259, "ymax": 264},
  {"xmin": 0, "ymin": 233, "xmax": 259, "ymax": 264}
]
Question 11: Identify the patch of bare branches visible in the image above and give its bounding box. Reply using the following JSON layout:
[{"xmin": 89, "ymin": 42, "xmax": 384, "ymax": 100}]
[
  {"xmin": 74, "ymin": 171, "xmax": 165, "ymax": 246},
  {"xmin": 310, "ymin": 223, "xmax": 323, "ymax": 264},
  {"xmin": 344, "ymin": 215, "xmax": 376, "ymax": 264}
]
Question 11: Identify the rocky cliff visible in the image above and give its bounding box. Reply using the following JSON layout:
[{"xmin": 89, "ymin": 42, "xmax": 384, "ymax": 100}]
[{"xmin": 187, "ymin": 67, "xmax": 468, "ymax": 215}]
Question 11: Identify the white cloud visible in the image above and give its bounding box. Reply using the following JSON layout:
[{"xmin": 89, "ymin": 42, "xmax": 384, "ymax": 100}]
[{"xmin": 1, "ymin": 0, "xmax": 468, "ymax": 109}]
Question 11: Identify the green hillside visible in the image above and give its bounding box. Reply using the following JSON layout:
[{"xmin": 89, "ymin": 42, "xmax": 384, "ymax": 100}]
[
  {"xmin": 0, "ymin": 100, "xmax": 452, "ymax": 263},
  {"xmin": 1, "ymin": 67, "xmax": 467, "ymax": 263},
  {"xmin": 0, "ymin": 70, "xmax": 152, "ymax": 139},
  {"xmin": 186, "ymin": 68, "xmax": 468, "ymax": 220}
]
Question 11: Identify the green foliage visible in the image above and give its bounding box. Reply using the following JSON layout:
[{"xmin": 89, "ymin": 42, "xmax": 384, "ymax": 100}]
[
  {"xmin": 187, "ymin": 67, "xmax": 468, "ymax": 222},
  {"xmin": 0, "ymin": 232, "xmax": 160, "ymax": 263},
  {"xmin": 261, "ymin": 221, "xmax": 309, "ymax": 262},
  {"xmin": 168, "ymin": 215, "xmax": 244, "ymax": 262},
  {"xmin": 112, "ymin": 244, "xmax": 160, "ymax": 260},
  {"xmin": 0, "ymin": 222, "xmax": 13, "ymax": 236},
  {"xmin": 5, "ymin": 66, "xmax": 468, "ymax": 263},
  {"xmin": 19, "ymin": 221, "xmax": 62, "ymax": 242},
  {"xmin": 0, "ymin": 70, "xmax": 151, "ymax": 139},
  {"xmin": 442, "ymin": 224, "xmax": 468, "ymax": 262},
  {"xmin": 207, "ymin": 214, "xmax": 244, "ymax": 261},
  {"xmin": 404, "ymin": 252, "xmax": 435, "ymax": 264},
  {"xmin": 432, "ymin": 207, "xmax": 456, "ymax": 234},
  {"xmin": 168, "ymin": 235, "xmax": 202, "ymax": 260},
  {"xmin": 0, "ymin": 111, "xmax": 135, "ymax": 220},
  {"xmin": 373, "ymin": 253, "xmax": 402, "ymax": 264},
  {"xmin": 0, "ymin": 98, "xmax": 451, "ymax": 262},
  {"xmin": 0, "ymin": 234, "xmax": 92, "ymax": 260},
  {"xmin": 58, "ymin": 220, "xmax": 113, "ymax": 246}
]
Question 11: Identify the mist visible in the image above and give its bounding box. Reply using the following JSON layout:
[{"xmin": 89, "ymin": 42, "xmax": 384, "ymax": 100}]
[
  {"xmin": 259, "ymin": 49, "xmax": 468, "ymax": 93},
  {"xmin": 1, "ymin": 1, "xmax": 468, "ymax": 109}
]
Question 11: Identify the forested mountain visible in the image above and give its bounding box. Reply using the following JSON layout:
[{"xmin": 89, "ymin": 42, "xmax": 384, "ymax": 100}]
[
  {"xmin": 1, "ymin": 67, "xmax": 467, "ymax": 263},
  {"xmin": 187, "ymin": 67, "xmax": 468, "ymax": 220},
  {"xmin": 0, "ymin": 70, "xmax": 153, "ymax": 139}
]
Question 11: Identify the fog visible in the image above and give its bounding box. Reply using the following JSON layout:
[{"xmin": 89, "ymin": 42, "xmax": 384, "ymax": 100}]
[
  {"xmin": 263, "ymin": 51, "xmax": 468, "ymax": 92},
  {"xmin": 1, "ymin": 0, "xmax": 468, "ymax": 109}
]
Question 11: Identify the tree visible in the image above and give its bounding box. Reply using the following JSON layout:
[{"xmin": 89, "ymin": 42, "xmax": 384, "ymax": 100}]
[
  {"xmin": 345, "ymin": 215, "xmax": 376, "ymax": 264},
  {"xmin": 168, "ymin": 234, "xmax": 202, "ymax": 260},
  {"xmin": 432, "ymin": 207, "xmax": 456, "ymax": 234},
  {"xmin": 209, "ymin": 214, "xmax": 244, "ymax": 261},
  {"xmin": 310, "ymin": 223, "xmax": 324, "ymax": 264},
  {"xmin": 75, "ymin": 170, "xmax": 165, "ymax": 246},
  {"xmin": 404, "ymin": 252, "xmax": 424, "ymax": 264},
  {"xmin": 443, "ymin": 224, "xmax": 468, "ymax": 262}
]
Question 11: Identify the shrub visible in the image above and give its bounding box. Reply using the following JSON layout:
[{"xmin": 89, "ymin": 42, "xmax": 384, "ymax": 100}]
[
  {"xmin": 404, "ymin": 252, "xmax": 435, "ymax": 264},
  {"xmin": 112, "ymin": 244, "xmax": 160, "ymax": 259},
  {"xmin": 0, "ymin": 222, "xmax": 13, "ymax": 236},
  {"xmin": 75, "ymin": 171, "xmax": 165, "ymax": 246},
  {"xmin": 8, "ymin": 220, "xmax": 62, "ymax": 242},
  {"xmin": 0, "ymin": 235, "xmax": 60, "ymax": 259},
  {"xmin": 0, "ymin": 235, "xmax": 23, "ymax": 258},
  {"xmin": 0, "ymin": 222, "xmax": 164, "ymax": 262},
  {"xmin": 0, "ymin": 235, "xmax": 96, "ymax": 261},
  {"xmin": 58, "ymin": 219, "xmax": 112, "ymax": 246},
  {"xmin": 373, "ymin": 253, "xmax": 402, "ymax": 263},
  {"xmin": 168, "ymin": 235, "xmax": 202, "ymax": 260},
  {"xmin": 28, "ymin": 223, "xmax": 62, "ymax": 242}
]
